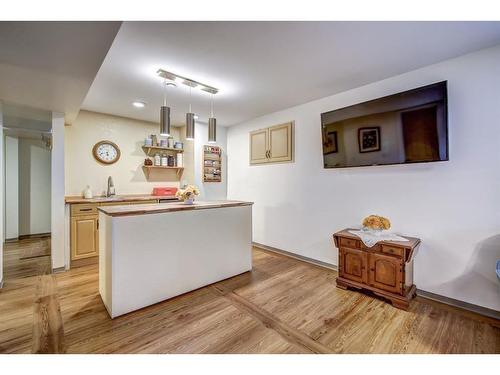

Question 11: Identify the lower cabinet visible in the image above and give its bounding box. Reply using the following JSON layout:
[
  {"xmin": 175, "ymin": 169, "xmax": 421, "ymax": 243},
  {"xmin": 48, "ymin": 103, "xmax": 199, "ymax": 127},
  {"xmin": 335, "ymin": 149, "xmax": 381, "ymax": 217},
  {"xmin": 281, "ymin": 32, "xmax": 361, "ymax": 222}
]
[
  {"xmin": 334, "ymin": 229, "xmax": 420, "ymax": 310},
  {"xmin": 368, "ymin": 252, "xmax": 402, "ymax": 295},
  {"xmin": 340, "ymin": 247, "xmax": 367, "ymax": 284},
  {"xmin": 69, "ymin": 199, "xmax": 160, "ymax": 265},
  {"xmin": 71, "ymin": 215, "xmax": 99, "ymax": 261}
]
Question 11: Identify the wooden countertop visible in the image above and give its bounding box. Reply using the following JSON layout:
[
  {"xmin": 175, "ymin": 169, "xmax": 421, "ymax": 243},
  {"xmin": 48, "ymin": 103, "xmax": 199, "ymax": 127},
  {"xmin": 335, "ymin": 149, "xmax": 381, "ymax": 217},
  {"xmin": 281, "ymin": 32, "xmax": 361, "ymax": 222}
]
[
  {"xmin": 65, "ymin": 194, "xmax": 178, "ymax": 204},
  {"xmin": 98, "ymin": 200, "xmax": 254, "ymax": 217},
  {"xmin": 333, "ymin": 228, "xmax": 420, "ymax": 249}
]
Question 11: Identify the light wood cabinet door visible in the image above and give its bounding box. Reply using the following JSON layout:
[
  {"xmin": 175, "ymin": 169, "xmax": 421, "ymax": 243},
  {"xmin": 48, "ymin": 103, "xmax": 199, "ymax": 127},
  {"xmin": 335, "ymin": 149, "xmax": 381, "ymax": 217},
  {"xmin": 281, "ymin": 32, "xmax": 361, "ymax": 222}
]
[
  {"xmin": 269, "ymin": 122, "xmax": 293, "ymax": 163},
  {"xmin": 249, "ymin": 122, "xmax": 294, "ymax": 165},
  {"xmin": 368, "ymin": 253, "xmax": 403, "ymax": 295},
  {"xmin": 71, "ymin": 215, "xmax": 99, "ymax": 261},
  {"xmin": 249, "ymin": 128, "xmax": 269, "ymax": 164},
  {"xmin": 340, "ymin": 247, "xmax": 367, "ymax": 284}
]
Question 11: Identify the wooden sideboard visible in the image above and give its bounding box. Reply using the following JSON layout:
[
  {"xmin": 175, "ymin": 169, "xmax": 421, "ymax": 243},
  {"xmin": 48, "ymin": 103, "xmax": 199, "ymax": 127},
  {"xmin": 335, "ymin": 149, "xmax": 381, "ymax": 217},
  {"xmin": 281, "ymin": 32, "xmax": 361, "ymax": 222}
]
[{"xmin": 333, "ymin": 228, "xmax": 420, "ymax": 310}]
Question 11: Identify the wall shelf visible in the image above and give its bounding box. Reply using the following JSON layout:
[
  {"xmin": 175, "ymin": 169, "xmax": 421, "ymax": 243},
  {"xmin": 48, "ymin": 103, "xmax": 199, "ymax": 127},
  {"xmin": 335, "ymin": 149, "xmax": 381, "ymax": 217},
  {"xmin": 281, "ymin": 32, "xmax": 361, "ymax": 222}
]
[
  {"xmin": 142, "ymin": 165, "xmax": 184, "ymax": 178},
  {"xmin": 142, "ymin": 145, "xmax": 184, "ymax": 157},
  {"xmin": 203, "ymin": 145, "xmax": 222, "ymax": 183}
]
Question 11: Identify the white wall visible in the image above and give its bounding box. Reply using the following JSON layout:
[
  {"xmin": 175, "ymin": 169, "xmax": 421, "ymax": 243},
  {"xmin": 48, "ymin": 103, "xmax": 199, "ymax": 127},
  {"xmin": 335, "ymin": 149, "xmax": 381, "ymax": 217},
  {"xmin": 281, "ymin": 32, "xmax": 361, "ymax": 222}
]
[
  {"xmin": 4, "ymin": 136, "xmax": 19, "ymax": 239},
  {"xmin": 18, "ymin": 138, "xmax": 51, "ymax": 236},
  {"xmin": 194, "ymin": 122, "xmax": 228, "ymax": 200},
  {"xmin": 52, "ymin": 112, "xmax": 65, "ymax": 270},
  {"xmin": 0, "ymin": 101, "xmax": 4, "ymax": 285},
  {"xmin": 227, "ymin": 45, "xmax": 500, "ymax": 311},
  {"xmin": 65, "ymin": 110, "xmax": 185, "ymax": 196}
]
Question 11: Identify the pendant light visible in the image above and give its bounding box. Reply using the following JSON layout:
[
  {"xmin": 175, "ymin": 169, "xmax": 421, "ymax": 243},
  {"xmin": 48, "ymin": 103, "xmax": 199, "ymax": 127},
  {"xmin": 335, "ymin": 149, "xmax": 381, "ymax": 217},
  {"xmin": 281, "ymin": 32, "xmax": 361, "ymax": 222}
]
[
  {"xmin": 208, "ymin": 92, "xmax": 217, "ymax": 143},
  {"xmin": 186, "ymin": 85, "xmax": 195, "ymax": 140},
  {"xmin": 160, "ymin": 78, "xmax": 172, "ymax": 136}
]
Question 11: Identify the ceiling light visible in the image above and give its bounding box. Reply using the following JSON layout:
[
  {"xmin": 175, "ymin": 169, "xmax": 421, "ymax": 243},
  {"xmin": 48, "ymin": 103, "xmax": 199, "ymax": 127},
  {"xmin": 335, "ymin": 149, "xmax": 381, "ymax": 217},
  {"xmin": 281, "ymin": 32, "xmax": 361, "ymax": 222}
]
[
  {"xmin": 157, "ymin": 69, "xmax": 218, "ymax": 94},
  {"xmin": 132, "ymin": 101, "xmax": 146, "ymax": 108},
  {"xmin": 186, "ymin": 86, "xmax": 195, "ymax": 140},
  {"xmin": 208, "ymin": 93, "xmax": 217, "ymax": 143},
  {"xmin": 160, "ymin": 79, "xmax": 172, "ymax": 136}
]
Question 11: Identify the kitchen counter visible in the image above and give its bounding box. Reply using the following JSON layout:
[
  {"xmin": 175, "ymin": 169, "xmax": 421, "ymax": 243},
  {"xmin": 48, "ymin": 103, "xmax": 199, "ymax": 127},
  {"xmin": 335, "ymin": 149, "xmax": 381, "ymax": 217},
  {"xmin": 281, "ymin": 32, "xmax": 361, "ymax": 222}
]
[
  {"xmin": 98, "ymin": 199, "xmax": 253, "ymax": 318},
  {"xmin": 98, "ymin": 200, "xmax": 253, "ymax": 217},
  {"xmin": 65, "ymin": 194, "xmax": 178, "ymax": 204}
]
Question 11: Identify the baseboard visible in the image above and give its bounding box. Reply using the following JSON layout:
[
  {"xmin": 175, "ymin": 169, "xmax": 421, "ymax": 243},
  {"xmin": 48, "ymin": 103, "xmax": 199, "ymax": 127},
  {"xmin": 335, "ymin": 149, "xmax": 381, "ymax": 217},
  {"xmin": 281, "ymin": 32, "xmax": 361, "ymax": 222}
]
[
  {"xmin": 18, "ymin": 233, "xmax": 51, "ymax": 240},
  {"xmin": 253, "ymin": 242, "xmax": 338, "ymax": 271},
  {"xmin": 417, "ymin": 289, "xmax": 500, "ymax": 321},
  {"xmin": 253, "ymin": 242, "xmax": 499, "ymax": 321},
  {"xmin": 52, "ymin": 266, "xmax": 66, "ymax": 274}
]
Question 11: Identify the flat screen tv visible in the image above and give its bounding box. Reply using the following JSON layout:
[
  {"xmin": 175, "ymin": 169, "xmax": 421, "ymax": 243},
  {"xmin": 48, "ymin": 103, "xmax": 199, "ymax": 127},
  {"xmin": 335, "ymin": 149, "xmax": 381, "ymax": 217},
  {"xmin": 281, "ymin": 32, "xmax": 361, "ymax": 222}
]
[{"xmin": 321, "ymin": 81, "xmax": 448, "ymax": 168}]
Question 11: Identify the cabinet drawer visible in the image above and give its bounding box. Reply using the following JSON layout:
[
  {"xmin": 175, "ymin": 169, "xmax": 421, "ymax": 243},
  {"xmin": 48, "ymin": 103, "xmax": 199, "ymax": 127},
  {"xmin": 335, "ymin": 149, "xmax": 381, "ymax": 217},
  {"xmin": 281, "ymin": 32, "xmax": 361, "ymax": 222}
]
[
  {"xmin": 339, "ymin": 237, "xmax": 359, "ymax": 249},
  {"xmin": 361, "ymin": 242, "xmax": 381, "ymax": 252},
  {"xmin": 381, "ymin": 245, "xmax": 404, "ymax": 258},
  {"xmin": 71, "ymin": 204, "xmax": 98, "ymax": 216}
]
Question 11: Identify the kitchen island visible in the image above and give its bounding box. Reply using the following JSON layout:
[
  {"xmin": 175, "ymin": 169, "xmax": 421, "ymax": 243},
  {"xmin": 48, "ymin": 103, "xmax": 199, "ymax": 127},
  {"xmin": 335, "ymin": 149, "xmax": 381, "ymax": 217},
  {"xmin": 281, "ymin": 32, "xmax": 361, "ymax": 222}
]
[{"xmin": 97, "ymin": 200, "xmax": 253, "ymax": 318}]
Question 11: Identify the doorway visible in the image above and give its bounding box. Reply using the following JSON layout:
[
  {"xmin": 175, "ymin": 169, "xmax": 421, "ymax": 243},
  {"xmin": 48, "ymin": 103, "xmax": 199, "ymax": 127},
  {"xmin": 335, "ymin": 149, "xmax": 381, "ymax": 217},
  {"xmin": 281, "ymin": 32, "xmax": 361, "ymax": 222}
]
[
  {"xmin": 401, "ymin": 106, "xmax": 440, "ymax": 162},
  {"xmin": 2, "ymin": 104, "xmax": 52, "ymax": 280}
]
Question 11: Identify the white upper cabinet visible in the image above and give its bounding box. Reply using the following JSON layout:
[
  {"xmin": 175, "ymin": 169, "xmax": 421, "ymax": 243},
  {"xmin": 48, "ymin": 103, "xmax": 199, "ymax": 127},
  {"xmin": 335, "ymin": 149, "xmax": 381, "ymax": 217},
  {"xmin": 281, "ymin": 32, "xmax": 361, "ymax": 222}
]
[{"xmin": 249, "ymin": 122, "xmax": 294, "ymax": 165}]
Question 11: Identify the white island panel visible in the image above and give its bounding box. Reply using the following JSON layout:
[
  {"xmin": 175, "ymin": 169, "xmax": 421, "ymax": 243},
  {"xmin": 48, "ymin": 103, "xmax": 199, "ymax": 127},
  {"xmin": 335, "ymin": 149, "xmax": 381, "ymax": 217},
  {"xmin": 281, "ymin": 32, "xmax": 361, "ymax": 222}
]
[{"xmin": 99, "ymin": 203, "xmax": 252, "ymax": 318}]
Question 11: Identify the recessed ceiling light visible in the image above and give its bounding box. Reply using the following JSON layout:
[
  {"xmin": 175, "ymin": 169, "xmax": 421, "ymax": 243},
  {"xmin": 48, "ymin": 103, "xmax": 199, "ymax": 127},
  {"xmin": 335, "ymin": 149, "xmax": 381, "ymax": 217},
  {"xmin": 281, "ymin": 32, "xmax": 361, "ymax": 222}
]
[{"xmin": 132, "ymin": 101, "xmax": 146, "ymax": 108}]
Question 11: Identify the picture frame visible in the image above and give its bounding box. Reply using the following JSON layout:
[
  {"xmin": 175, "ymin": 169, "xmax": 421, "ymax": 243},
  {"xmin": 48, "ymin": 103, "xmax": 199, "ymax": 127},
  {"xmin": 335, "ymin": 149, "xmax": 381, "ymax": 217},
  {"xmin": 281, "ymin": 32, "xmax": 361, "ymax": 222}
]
[
  {"xmin": 323, "ymin": 130, "xmax": 338, "ymax": 155},
  {"xmin": 358, "ymin": 127, "xmax": 381, "ymax": 153}
]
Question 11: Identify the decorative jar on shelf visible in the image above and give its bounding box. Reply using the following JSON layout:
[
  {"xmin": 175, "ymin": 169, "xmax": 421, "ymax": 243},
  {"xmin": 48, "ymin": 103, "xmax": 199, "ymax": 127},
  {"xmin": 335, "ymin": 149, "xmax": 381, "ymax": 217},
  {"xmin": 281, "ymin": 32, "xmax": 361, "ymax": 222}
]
[{"xmin": 154, "ymin": 153, "xmax": 161, "ymax": 166}]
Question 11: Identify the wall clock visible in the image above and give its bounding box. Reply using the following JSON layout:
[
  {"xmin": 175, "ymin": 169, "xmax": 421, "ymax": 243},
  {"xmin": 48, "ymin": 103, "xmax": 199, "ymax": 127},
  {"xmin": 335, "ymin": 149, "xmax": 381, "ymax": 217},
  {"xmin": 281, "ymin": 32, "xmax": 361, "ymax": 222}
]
[{"xmin": 92, "ymin": 140, "xmax": 121, "ymax": 164}]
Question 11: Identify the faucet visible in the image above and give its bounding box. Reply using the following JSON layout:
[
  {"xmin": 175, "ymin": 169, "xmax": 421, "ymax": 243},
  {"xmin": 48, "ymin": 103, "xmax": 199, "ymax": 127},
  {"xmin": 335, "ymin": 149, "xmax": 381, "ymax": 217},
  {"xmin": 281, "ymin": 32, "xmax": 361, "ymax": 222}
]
[{"xmin": 106, "ymin": 176, "xmax": 116, "ymax": 197}]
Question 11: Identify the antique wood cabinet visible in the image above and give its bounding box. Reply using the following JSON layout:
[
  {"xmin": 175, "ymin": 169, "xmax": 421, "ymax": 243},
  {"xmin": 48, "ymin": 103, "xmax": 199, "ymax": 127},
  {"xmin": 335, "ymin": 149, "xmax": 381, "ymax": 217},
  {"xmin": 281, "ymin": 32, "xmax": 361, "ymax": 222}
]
[
  {"xmin": 249, "ymin": 122, "xmax": 294, "ymax": 165},
  {"xmin": 334, "ymin": 228, "xmax": 420, "ymax": 310}
]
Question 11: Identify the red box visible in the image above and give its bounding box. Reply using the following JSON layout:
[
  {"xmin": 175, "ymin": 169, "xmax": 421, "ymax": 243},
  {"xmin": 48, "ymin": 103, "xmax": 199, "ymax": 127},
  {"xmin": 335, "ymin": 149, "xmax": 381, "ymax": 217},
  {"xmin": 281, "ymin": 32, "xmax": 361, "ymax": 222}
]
[{"xmin": 152, "ymin": 187, "xmax": 178, "ymax": 196}]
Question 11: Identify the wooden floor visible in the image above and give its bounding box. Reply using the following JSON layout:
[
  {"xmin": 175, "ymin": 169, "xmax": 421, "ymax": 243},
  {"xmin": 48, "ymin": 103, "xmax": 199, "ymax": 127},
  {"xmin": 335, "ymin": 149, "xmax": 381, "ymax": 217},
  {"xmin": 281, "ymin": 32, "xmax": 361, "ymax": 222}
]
[
  {"xmin": 0, "ymin": 243, "xmax": 499, "ymax": 354},
  {"xmin": 3, "ymin": 237, "xmax": 51, "ymax": 280}
]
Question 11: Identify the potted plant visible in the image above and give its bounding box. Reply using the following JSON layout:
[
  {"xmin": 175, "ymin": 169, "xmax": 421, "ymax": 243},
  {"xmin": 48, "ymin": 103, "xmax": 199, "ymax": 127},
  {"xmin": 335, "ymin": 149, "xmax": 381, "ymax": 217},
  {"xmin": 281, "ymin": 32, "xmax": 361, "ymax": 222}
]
[{"xmin": 175, "ymin": 185, "xmax": 200, "ymax": 205}]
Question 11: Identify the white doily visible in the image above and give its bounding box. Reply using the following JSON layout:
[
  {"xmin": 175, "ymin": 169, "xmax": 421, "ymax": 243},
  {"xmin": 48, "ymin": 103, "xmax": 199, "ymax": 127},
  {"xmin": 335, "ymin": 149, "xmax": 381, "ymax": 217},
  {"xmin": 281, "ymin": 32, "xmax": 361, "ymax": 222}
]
[{"xmin": 348, "ymin": 229, "xmax": 409, "ymax": 248}]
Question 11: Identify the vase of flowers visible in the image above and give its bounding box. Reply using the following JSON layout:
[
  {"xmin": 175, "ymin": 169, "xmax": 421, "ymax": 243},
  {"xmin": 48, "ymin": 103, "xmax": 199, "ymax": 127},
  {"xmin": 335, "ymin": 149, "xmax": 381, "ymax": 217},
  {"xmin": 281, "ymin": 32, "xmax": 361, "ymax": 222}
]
[
  {"xmin": 362, "ymin": 215, "xmax": 391, "ymax": 235},
  {"xmin": 175, "ymin": 185, "xmax": 200, "ymax": 205}
]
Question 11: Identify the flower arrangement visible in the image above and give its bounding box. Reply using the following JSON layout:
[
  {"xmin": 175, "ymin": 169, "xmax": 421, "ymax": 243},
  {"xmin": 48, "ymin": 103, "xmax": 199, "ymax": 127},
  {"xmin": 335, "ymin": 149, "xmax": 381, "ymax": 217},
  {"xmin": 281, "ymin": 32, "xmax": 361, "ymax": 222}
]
[
  {"xmin": 175, "ymin": 185, "xmax": 200, "ymax": 204},
  {"xmin": 362, "ymin": 215, "xmax": 391, "ymax": 231}
]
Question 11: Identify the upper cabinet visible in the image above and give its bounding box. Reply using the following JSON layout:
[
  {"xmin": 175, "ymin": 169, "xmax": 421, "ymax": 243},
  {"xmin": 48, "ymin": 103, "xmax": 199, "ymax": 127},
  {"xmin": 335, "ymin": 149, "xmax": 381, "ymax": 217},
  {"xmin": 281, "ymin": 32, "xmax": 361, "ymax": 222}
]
[{"xmin": 249, "ymin": 122, "xmax": 294, "ymax": 165}]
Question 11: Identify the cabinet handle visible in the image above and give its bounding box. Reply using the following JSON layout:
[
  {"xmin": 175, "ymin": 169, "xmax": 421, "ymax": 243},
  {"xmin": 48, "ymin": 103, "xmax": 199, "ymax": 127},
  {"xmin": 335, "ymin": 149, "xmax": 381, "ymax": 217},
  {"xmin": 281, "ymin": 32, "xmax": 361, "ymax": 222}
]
[
  {"xmin": 80, "ymin": 208, "xmax": 92, "ymax": 212},
  {"xmin": 97, "ymin": 219, "xmax": 99, "ymax": 230}
]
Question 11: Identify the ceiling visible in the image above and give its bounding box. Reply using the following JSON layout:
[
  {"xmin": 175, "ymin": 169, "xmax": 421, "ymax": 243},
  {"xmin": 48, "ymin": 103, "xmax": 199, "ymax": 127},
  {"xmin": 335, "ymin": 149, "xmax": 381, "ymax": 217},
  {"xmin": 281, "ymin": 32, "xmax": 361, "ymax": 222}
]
[
  {"xmin": 0, "ymin": 21, "xmax": 121, "ymax": 123},
  {"xmin": 81, "ymin": 21, "xmax": 500, "ymax": 127}
]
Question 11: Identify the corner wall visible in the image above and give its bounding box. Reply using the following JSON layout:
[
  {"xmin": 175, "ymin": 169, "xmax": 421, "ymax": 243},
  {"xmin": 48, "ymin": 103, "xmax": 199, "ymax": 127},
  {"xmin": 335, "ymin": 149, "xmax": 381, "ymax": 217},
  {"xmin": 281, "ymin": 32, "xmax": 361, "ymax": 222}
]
[{"xmin": 227, "ymin": 45, "xmax": 500, "ymax": 311}]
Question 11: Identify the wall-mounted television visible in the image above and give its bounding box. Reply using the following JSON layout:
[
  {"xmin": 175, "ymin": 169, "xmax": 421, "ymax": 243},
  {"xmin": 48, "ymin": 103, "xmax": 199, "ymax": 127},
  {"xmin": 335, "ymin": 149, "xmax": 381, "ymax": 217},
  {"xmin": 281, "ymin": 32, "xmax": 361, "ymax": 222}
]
[{"xmin": 321, "ymin": 81, "xmax": 448, "ymax": 169}]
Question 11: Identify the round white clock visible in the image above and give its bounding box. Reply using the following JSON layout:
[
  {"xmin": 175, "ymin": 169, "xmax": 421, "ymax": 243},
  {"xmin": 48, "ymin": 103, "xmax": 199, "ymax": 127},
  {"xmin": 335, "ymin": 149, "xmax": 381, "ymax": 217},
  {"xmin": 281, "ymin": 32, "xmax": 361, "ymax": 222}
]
[{"xmin": 92, "ymin": 140, "xmax": 121, "ymax": 165}]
